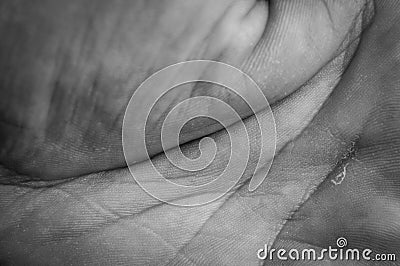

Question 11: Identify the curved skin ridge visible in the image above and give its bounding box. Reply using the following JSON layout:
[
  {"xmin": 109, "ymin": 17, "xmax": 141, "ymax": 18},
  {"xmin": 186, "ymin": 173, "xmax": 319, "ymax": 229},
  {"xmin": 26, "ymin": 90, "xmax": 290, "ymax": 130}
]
[{"xmin": 0, "ymin": 0, "xmax": 373, "ymax": 180}]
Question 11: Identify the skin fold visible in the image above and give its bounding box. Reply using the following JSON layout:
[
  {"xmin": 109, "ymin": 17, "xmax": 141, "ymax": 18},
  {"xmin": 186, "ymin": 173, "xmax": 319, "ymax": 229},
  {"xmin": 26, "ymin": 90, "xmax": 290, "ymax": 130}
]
[
  {"xmin": 0, "ymin": 0, "xmax": 399, "ymax": 265},
  {"xmin": 0, "ymin": 0, "xmax": 369, "ymax": 179}
]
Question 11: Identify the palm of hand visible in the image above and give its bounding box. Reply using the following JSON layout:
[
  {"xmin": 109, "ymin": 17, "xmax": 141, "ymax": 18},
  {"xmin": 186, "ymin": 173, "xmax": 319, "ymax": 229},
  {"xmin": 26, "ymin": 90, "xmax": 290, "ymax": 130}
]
[{"xmin": 1, "ymin": 0, "xmax": 399, "ymax": 265}]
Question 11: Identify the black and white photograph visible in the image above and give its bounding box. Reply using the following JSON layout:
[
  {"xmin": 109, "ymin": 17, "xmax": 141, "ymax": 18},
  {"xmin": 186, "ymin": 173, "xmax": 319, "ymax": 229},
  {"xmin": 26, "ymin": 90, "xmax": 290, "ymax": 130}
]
[{"xmin": 0, "ymin": 0, "xmax": 399, "ymax": 265}]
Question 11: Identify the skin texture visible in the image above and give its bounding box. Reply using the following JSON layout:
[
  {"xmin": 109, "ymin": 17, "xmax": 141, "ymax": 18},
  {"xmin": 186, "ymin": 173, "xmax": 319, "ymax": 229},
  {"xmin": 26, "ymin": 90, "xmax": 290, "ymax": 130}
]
[
  {"xmin": 0, "ymin": 0, "xmax": 367, "ymax": 179},
  {"xmin": 0, "ymin": 0, "xmax": 399, "ymax": 265}
]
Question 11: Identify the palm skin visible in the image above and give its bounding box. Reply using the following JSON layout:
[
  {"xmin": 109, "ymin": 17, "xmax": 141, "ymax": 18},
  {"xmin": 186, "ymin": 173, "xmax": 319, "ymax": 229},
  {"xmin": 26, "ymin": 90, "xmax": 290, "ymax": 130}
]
[{"xmin": 0, "ymin": 0, "xmax": 399, "ymax": 265}]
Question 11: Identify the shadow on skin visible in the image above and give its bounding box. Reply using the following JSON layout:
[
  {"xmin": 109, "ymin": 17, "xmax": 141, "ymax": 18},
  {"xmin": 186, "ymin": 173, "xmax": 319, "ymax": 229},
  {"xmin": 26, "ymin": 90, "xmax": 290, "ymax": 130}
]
[{"xmin": 1, "ymin": 0, "xmax": 399, "ymax": 265}]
